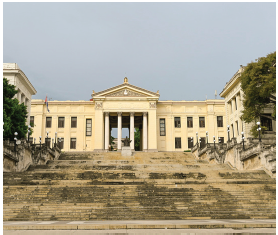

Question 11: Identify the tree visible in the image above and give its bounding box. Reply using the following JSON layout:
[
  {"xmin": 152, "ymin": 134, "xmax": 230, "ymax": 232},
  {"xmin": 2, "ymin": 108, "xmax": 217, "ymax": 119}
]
[
  {"xmin": 134, "ymin": 128, "xmax": 140, "ymax": 151},
  {"xmin": 240, "ymin": 52, "xmax": 276, "ymax": 123},
  {"xmin": 3, "ymin": 78, "xmax": 28, "ymax": 140}
]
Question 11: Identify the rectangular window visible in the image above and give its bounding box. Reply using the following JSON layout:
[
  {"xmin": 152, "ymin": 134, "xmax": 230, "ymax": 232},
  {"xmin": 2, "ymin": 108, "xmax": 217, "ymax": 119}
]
[
  {"xmin": 218, "ymin": 137, "xmax": 224, "ymax": 143},
  {"xmin": 58, "ymin": 138, "xmax": 64, "ymax": 149},
  {"xmin": 231, "ymin": 124, "xmax": 234, "ymax": 138},
  {"xmin": 30, "ymin": 116, "xmax": 34, "ymax": 127},
  {"xmin": 188, "ymin": 137, "xmax": 194, "ymax": 148},
  {"xmin": 236, "ymin": 121, "xmax": 239, "ymax": 135},
  {"xmin": 70, "ymin": 138, "xmax": 76, "ymax": 149},
  {"xmin": 217, "ymin": 116, "xmax": 223, "ymax": 127},
  {"xmin": 235, "ymin": 97, "xmax": 237, "ymax": 110},
  {"xmin": 45, "ymin": 138, "xmax": 51, "ymax": 148},
  {"xmin": 200, "ymin": 137, "xmax": 206, "ymax": 149},
  {"xmin": 261, "ymin": 114, "xmax": 273, "ymax": 131},
  {"xmin": 71, "ymin": 117, "xmax": 77, "ymax": 128},
  {"xmin": 86, "ymin": 119, "xmax": 92, "ymax": 136},
  {"xmin": 199, "ymin": 117, "xmax": 205, "ymax": 128},
  {"xmin": 174, "ymin": 117, "xmax": 181, "ymax": 128},
  {"xmin": 46, "ymin": 117, "xmax": 52, "ymax": 128},
  {"xmin": 58, "ymin": 117, "xmax": 65, "ymax": 128},
  {"xmin": 187, "ymin": 117, "xmax": 193, "ymax": 128},
  {"xmin": 175, "ymin": 137, "xmax": 181, "ymax": 149},
  {"xmin": 160, "ymin": 118, "xmax": 166, "ymax": 136}
]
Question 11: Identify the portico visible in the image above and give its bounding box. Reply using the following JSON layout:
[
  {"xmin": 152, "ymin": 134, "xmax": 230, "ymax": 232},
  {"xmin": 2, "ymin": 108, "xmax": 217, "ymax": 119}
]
[{"xmin": 92, "ymin": 77, "xmax": 159, "ymax": 152}]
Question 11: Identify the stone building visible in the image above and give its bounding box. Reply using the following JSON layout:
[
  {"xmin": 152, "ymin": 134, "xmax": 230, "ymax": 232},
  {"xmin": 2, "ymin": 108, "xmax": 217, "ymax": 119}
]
[
  {"xmin": 220, "ymin": 66, "xmax": 276, "ymax": 142},
  {"xmin": 30, "ymin": 77, "xmax": 226, "ymax": 152},
  {"xmin": 3, "ymin": 63, "xmax": 37, "ymax": 124}
]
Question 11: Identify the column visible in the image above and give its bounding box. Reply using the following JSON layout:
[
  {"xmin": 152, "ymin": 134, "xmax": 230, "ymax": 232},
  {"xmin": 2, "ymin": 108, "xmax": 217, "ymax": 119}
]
[
  {"xmin": 130, "ymin": 112, "xmax": 135, "ymax": 150},
  {"xmin": 117, "ymin": 112, "xmax": 122, "ymax": 150},
  {"xmin": 143, "ymin": 112, "xmax": 148, "ymax": 151},
  {"xmin": 104, "ymin": 112, "xmax": 109, "ymax": 151}
]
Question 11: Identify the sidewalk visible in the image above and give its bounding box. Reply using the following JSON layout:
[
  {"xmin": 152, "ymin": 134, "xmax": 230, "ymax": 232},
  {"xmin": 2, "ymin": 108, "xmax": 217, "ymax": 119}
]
[{"xmin": 3, "ymin": 219, "xmax": 276, "ymax": 230}]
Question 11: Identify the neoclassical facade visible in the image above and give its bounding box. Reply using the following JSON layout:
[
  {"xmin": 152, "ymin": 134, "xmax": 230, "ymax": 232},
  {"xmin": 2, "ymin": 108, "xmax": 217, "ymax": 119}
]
[
  {"xmin": 30, "ymin": 78, "xmax": 227, "ymax": 152},
  {"xmin": 3, "ymin": 63, "xmax": 37, "ymax": 124}
]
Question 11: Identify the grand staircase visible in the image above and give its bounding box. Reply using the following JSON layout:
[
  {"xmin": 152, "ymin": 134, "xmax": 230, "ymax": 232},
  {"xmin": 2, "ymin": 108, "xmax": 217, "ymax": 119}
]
[{"xmin": 3, "ymin": 152, "xmax": 276, "ymax": 221}]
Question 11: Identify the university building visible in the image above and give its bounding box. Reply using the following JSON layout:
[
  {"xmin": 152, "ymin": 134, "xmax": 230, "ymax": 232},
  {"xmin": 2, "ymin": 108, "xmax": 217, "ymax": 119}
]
[{"xmin": 30, "ymin": 77, "xmax": 227, "ymax": 152}]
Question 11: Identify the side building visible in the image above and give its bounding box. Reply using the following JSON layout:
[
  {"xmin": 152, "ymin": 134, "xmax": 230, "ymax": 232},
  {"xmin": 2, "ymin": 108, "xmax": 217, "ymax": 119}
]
[
  {"xmin": 220, "ymin": 66, "xmax": 276, "ymax": 142},
  {"xmin": 3, "ymin": 63, "xmax": 37, "ymax": 124},
  {"xmin": 30, "ymin": 78, "xmax": 226, "ymax": 152}
]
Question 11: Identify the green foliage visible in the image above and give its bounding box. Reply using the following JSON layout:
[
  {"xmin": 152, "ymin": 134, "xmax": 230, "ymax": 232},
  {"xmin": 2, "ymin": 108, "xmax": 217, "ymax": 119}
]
[
  {"xmin": 184, "ymin": 150, "xmax": 191, "ymax": 152},
  {"xmin": 134, "ymin": 128, "xmax": 140, "ymax": 151},
  {"xmin": 250, "ymin": 125, "xmax": 268, "ymax": 138},
  {"xmin": 3, "ymin": 78, "xmax": 28, "ymax": 140},
  {"xmin": 240, "ymin": 52, "xmax": 276, "ymax": 123},
  {"xmin": 110, "ymin": 136, "xmax": 115, "ymax": 150}
]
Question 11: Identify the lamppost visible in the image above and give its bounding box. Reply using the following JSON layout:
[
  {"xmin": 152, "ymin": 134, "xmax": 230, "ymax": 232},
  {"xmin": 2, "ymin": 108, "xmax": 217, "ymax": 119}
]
[
  {"xmin": 199, "ymin": 137, "xmax": 201, "ymax": 148},
  {"xmin": 46, "ymin": 131, "xmax": 49, "ymax": 148},
  {"xmin": 55, "ymin": 132, "xmax": 57, "ymax": 147},
  {"xmin": 14, "ymin": 132, "xmax": 18, "ymax": 152},
  {"xmin": 218, "ymin": 137, "xmax": 221, "ymax": 143},
  {"xmin": 213, "ymin": 136, "xmax": 215, "ymax": 149},
  {"xmin": 227, "ymin": 125, "xmax": 230, "ymax": 142},
  {"xmin": 191, "ymin": 137, "xmax": 193, "ymax": 147},
  {"xmin": 257, "ymin": 121, "xmax": 261, "ymax": 142},
  {"xmin": 58, "ymin": 137, "xmax": 62, "ymax": 149},
  {"xmin": 241, "ymin": 132, "xmax": 245, "ymax": 150},
  {"xmin": 28, "ymin": 125, "xmax": 31, "ymax": 143},
  {"xmin": 52, "ymin": 138, "xmax": 54, "ymax": 148},
  {"xmin": 206, "ymin": 131, "xmax": 208, "ymax": 144}
]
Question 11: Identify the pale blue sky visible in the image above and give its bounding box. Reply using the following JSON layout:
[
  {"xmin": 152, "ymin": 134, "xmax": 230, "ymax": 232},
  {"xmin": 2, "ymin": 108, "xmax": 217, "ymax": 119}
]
[{"xmin": 3, "ymin": 2, "xmax": 276, "ymax": 102}]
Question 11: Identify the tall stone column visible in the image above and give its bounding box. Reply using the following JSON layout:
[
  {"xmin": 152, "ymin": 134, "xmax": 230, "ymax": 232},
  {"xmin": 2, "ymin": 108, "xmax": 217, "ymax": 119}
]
[
  {"xmin": 143, "ymin": 112, "xmax": 148, "ymax": 151},
  {"xmin": 104, "ymin": 112, "xmax": 109, "ymax": 151},
  {"xmin": 117, "ymin": 112, "xmax": 122, "ymax": 150},
  {"xmin": 130, "ymin": 112, "xmax": 135, "ymax": 150}
]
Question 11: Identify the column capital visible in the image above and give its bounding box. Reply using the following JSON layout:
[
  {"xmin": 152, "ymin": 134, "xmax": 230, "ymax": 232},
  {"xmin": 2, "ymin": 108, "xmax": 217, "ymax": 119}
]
[
  {"xmin": 130, "ymin": 112, "xmax": 135, "ymax": 117},
  {"xmin": 117, "ymin": 112, "xmax": 122, "ymax": 116},
  {"xmin": 105, "ymin": 112, "xmax": 109, "ymax": 117},
  {"xmin": 143, "ymin": 112, "xmax": 148, "ymax": 117}
]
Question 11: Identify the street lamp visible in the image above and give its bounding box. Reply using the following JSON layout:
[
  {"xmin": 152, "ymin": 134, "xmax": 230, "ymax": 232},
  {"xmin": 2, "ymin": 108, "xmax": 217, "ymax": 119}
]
[
  {"xmin": 58, "ymin": 137, "xmax": 62, "ymax": 149},
  {"xmin": 52, "ymin": 138, "xmax": 54, "ymax": 148},
  {"xmin": 257, "ymin": 121, "xmax": 261, "ymax": 142},
  {"xmin": 213, "ymin": 136, "xmax": 215, "ymax": 149},
  {"xmin": 14, "ymin": 132, "xmax": 18, "ymax": 152},
  {"xmin": 206, "ymin": 131, "xmax": 208, "ymax": 144},
  {"xmin": 218, "ymin": 137, "xmax": 221, "ymax": 143},
  {"xmin": 227, "ymin": 125, "xmax": 230, "ymax": 142},
  {"xmin": 199, "ymin": 137, "xmax": 201, "ymax": 148},
  {"xmin": 46, "ymin": 131, "xmax": 49, "ymax": 148},
  {"xmin": 34, "ymin": 138, "xmax": 36, "ymax": 144},
  {"xmin": 241, "ymin": 132, "xmax": 245, "ymax": 150},
  {"xmin": 39, "ymin": 136, "xmax": 42, "ymax": 158}
]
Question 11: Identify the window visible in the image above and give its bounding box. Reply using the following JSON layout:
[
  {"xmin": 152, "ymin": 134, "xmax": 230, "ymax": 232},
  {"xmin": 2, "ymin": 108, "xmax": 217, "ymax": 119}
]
[
  {"xmin": 200, "ymin": 137, "xmax": 206, "ymax": 149},
  {"xmin": 187, "ymin": 117, "xmax": 193, "ymax": 128},
  {"xmin": 86, "ymin": 119, "xmax": 92, "ymax": 136},
  {"xmin": 175, "ymin": 137, "xmax": 181, "ymax": 149},
  {"xmin": 70, "ymin": 138, "xmax": 76, "ymax": 149},
  {"xmin": 231, "ymin": 124, "xmax": 234, "ymax": 138},
  {"xmin": 217, "ymin": 116, "xmax": 223, "ymax": 127},
  {"xmin": 45, "ymin": 138, "xmax": 51, "ymax": 148},
  {"xmin": 71, "ymin": 117, "xmax": 77, "ymax": 128},
  {"xmin": 46, "ymin": 117, "xmax": 52, "ymax": 128},
  {"xmin": 199, "ymin": 117, "xmax": 205, "ymax": 128},
  {"xmin": 58, "ymin": 117, "xmax": 65, "ymax": 128},
  {"xmin": 174, "ymin": 117, "xmax": 181, "ymax": 128},
  {"xmin": 58, "ymin": 138, "xmax": 64, "ymax": 149},
  {"xmin": 218, "ymin": 137, "xmax": 224, "ymax": 143},
  {"xmin": 30, "ymin": 116, "xmax": 34, "ymax": 127},
  {"xmin": 160, "ymin": 118, "xmax": 166, "ymax": 136},
  {"xmin": 261, "ymin": 114, "xmax": 273, "ymax": 131},
  {"xmin": 235, "ymin": 97, "xmax": 237, "ymax": 110},
  {"xmin": 188, "ymin": 137, "xmax": 194, "ymax": 148},
  {"xmin": 236, "ymin": 121, "xmax": 239, "ymax": 135}
]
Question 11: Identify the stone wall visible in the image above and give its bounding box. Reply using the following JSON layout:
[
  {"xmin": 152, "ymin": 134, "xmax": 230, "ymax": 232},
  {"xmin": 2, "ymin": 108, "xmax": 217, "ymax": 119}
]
[
  {"xmin": 192, "ymin": 137, "xmax": 276, "ymax": 178},
  {"xmin": 3, "ymin": 139, "xmax": 61, "ymax": 172}
]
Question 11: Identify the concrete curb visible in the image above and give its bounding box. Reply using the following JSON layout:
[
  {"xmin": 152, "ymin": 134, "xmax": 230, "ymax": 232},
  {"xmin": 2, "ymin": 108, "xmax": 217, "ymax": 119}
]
[{"xmin": 3, "ymin": 222, "xmax": 276, "ymax": 230}]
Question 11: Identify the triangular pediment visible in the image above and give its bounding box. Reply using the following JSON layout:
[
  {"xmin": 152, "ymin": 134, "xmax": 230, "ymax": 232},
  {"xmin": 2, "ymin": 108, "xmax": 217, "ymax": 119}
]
[{"xmin": 92, "ymin": 82, "xmax": 160, "ymax": 99}]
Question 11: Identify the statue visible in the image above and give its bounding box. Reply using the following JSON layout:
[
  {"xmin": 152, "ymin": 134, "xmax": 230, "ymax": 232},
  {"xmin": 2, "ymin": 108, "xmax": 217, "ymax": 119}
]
[{"xmin": 122, "ymin": 136, "xmax": 132, "ymax": 147}]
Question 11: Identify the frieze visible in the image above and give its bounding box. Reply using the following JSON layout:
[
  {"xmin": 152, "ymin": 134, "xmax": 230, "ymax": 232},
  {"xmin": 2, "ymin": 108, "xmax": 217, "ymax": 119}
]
[
  {"xmin": 149, "ymin": 102, "xmax": 156, "ymax": 108},
  {"xmin": 95, "ymin": 102, "xmax": 103, "ymax": 109},
  {"xmin": 106, "ymin": 89, "xmax": 147, "ymax": 97}
]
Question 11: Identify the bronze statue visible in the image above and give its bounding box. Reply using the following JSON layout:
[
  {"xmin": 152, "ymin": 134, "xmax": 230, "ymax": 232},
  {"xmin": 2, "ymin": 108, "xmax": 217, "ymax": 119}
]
[{"xmin": 122, "ymin": 136, "xmax": 132, "ymax": 147}]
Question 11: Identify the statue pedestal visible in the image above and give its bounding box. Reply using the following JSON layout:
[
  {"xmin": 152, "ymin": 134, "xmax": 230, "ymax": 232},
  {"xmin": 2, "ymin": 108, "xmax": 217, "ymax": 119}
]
[{"xmin": 121, "ymin": 146, "xmax": 132, "ymax": 157}]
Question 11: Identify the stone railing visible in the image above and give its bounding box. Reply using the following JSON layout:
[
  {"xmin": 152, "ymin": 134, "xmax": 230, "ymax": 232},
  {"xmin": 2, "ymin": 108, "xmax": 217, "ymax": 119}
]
[
  {"xmin": 191, "ymin": 137, "xmax": 276, "ymax": 178},
  {"xmin": 3, "ymin": 139, "xmax": 61, "ymax": 172}
]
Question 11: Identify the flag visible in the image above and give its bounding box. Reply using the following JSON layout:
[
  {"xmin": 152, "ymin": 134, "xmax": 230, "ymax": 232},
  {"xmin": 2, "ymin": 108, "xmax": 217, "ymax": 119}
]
[{"xmin": 45, "ymin": 95, "xmax": 50, "ymax": 113}]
